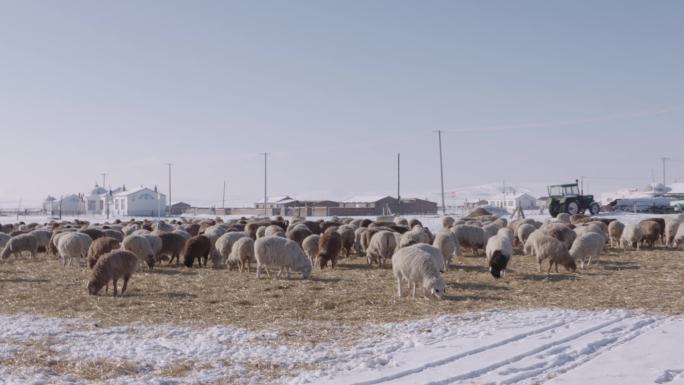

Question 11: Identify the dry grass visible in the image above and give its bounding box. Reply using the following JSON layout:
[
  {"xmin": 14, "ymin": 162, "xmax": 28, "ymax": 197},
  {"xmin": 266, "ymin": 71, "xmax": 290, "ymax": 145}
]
[{"xmin": 1, "ymin": 246, "xmax": 683, "ymax": 335}]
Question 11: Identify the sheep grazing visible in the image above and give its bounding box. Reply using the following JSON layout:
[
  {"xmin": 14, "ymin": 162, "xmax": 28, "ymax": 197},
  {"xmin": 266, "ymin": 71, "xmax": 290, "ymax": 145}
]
[
  {"xmin": 482, "ymin": 222, "xmax": 501, "ymax": 240},
  {"xmin": 264, "ymin": 225, "xmax": 285, "ymax": 238},
  {"xmin": 485, "ymin": 234, "xmax": 513, "ymax": 279},
  {"xmin": 442, "ymin": 216, "xmax": 455, "ymax": 229},
  {"xmin": 366, "ymin": 230, "xmax": 397, "ymax": 268},
  {"xmin": 665, "ymin": 218, "xmax": 680, "ymax": 248},
  {"xmin": 29, "ymin": 229, "xmax": 51, "ymax": 252},
  {"xmin": 570, "ymin": 232, "xmax": 605, "ymax": 268},
  {"xmin": 432, "ymin": 230, "xmax": 459, "ymax": 271},
  {"xmin": 532, "ymin": 235, "xmax": 577, "ymax": 274},
  {"xmin": 516, "ymin": 224, "xmax": 536, "ymax": 247},
  {"xmin": 620, "ymin": 223, "xmax": 643, "ymax": 250},
  {"xmin": 143, "ymin": 234, "xmax": 162, "ymax": 260},
  {"xmin": 607, "ymin": 220, "xmax": 625, "ymax": 248},
  {"xmin": 337, "ymin": 225, "xmax": 356, "ymax": 258},
  {"xmin": 87, "ymin": 250, "xmax": 138, "ymax": 296},
  {"xmin": 227, "ymin": 237, "xmax": 254, "ymax": 272},
  {"xmin": 87, "ymin": 237, "xmax": 121, "ymax": 268},
  {"xmin": 392, "ymin": 244, "xmax": 445, "ymax": 299},
  {"xmin": 57, "ymin": 232, "xmax": 89, "ymax": 266},
  {"xmin": 172, "ymin": 229, "xmax": 192, "ymax": 241},
  {"xmin": 354, "ymin": 227, "xmax": 367, "ymax": 255},
  {"xmin": 1, "ymin": 234, "xmax": 38, "ymax": 260},
  {"xmin": 302, "ymin": 234, "xmax": 321, "ymax": 264},
  {"xmin": 673, "ymin": 224, "xmax": 684, "ymax": 249},
  {"xmin": 256, "ymin": 226, "xmax": 267, "ymax": 239},
  {"xmin": 102, "ymin": 229, "xmax": 124, "ymax": 242},
  {"xmin": 638, "ymin": 220, "xmax": 661, "ymax": 249},
  {"xmin": 0, "ymin": 233, "xmax": 10, "ymax": 250},
  {"xmin": 317, "ymin": 228, "xmax": 342, "ymax": 269},
  {"xmin": 182, "ymin": 235, "xmax": 212, "ymax": 268},
  {"xmin": 398, "ymin": 226, "xmax": 431, "ymax": 249},
  {"xmin": 157, "ymin": 232, "xmax": 187, "ymax": 265},
  {"xmin": 541, "ymin": 223, "xmax": 576, "ymax": 249},
  {"xmin": 122, "ymin": 235, "xmax": 155, "ymax": 269},
  {"xmin": 286, "ymin": 224, "xmax": 312, "ymax": 247},
  {"xmin": 644, "ymin": 217, "xmax": 666, "ymax": 244},
  {"xmin": 451, "ymin": 225, "xmax": 487, "ymax": 256},
  {"xmin": 215, "ymin": 231, "xmax": 250, "ymax": 266},
  {"xmin": 79, "ymin": 228, "xmax": 104, "ymax": 241},
  {"xmin": 254, "ymin": 236, "xmax": 312, "ymax": 279}
]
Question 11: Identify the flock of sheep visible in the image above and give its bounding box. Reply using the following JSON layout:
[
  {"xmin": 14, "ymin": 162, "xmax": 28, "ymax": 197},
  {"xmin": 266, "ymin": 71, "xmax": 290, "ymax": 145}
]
[{"xmin": 0, "ymin": 211, "xmax": 682, "ymax": 299}]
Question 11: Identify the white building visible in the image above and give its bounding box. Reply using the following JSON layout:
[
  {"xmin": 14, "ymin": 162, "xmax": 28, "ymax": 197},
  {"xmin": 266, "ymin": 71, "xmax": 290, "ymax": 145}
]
[
  {"xmin": 43, "ymin": 194, "xmax": 85, "ymax": 216},
  {"xmin": 488, "ymin": 193, "xmax": 538, "ymax": 210},
  {"xmin": 85, "ymin": 185, "xmax": 108, "ymax": 215},
  {"xmin": 109, "ymin": 187, "xmax": 167, "ymax": 217}
]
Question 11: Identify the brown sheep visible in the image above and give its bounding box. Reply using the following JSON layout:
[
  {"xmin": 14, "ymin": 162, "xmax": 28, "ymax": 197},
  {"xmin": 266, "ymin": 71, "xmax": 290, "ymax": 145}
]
[
  {"xmin": 87, "ymin": 237, "xmax": 121, "ymax": 268},
  {"xmin": 338, "ymin": 226, "xmax": 356, "ymax": 258},
  {"xmin": 183, "ymin": 235, "xmax": 212, "ymax": 267},
  {"xmin": 182, "ymin": 223, "xmax": 200, "ymax": 236},
  {"xmin": 159, "ymin": 232, "xmax": 187, "ymax": 265},
  {"xmin": 287, "ymin": 225, "xmax": 312, "ymax": 247},
  {"xmin": 318, "ymin": 228, "xmax": 342, "ymax": 269},
  {"xmin": 87, "ymin": 250, "xmax": 138, "ymax": 296},
  {"xmin": 644, "ymin": 217, "xmax": 665, "ymax": 244},
  {"xmin": 79, "ymin": 228, "xmax": 104, "ymax": 241},
  {"xmin": 639, "ymin": 220, "xmax": 661, "ymax": 249}
]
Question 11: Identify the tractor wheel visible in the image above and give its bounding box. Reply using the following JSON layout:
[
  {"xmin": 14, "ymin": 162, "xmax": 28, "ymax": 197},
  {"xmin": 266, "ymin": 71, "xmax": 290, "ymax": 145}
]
[
  {"xmin": 565, "ymin": 201, "xmax": 580, "ymax": 215},
  {"xmin": 549, "ymin": 202, "xmax": 561, "ymax": 218},
  {"xmin": 589, "ymin": 202, "xmax": 600, "ymax": 215}
]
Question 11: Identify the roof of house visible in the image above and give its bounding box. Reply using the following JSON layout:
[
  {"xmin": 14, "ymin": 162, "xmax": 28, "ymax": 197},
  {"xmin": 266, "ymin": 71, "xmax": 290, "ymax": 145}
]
[
  {"xmin": 256, "ymin": 196, "xmax": 294, "ymax": 204},
  {"xmin": 341, "ymin": 195, "xmax": 393, "ymax": 203},
  {"xmin": 114, "ymin": 187, "xmax": 165, "ymax": 198}
]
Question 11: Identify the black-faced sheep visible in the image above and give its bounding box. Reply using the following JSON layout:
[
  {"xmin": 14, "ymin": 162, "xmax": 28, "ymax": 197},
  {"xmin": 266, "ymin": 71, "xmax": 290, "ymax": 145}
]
[{"xmin": 485, "ymin": 234, "xmax": 513, "ymax": 279}]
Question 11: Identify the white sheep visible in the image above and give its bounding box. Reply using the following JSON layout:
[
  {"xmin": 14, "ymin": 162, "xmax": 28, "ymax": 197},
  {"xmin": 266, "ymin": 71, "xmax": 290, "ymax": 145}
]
[
  {"xmin": 29, "ymin": 229, "xmax": 52, "ymax": 251},
  {"xmin": 608, "ymin": 220, "xmax": 625, "ymax": 248},
  {"xmin": 392, "ymin": 244, "xmax": 445, "ymax": 299},
  {"xmin": 441, "ymin": 216, "xmax": 455, "ymax": 229},
  {"xmin": 301, "ymin": 234, "xmax": 320, "ymax": 264},
  {"xmin": 354, "ymin": 227, "xmax": 367, "ymax": 255},
  {"xmin": 516, "ymin": 224, "xmax": 536, "ymax": 247},
  {"xmin": 533, "ymin": 235, "xmax": 577, "ymax": 274},
  {"xmin": 1, "ymin": 234, "xmax": 38, "ymax": 260},
  {"xmin": 523, "ymin": 230, "xmax": 543, "ymax": 257},
  {"xmin": 497, "ymin": 227, "xmax": 514, "ymax": 242},
  {"xmin": 366, "ymin": 230, "xmax": 397, "ymax": 268},
  {"xmin": 482, "ymin": 222, "xmax": 501, "ymax": 240},
  {"xmin": 265, "ymin": 225, "xmax": 285, "ymax": 237},
  {"xmin": 122, "ymin": 234, "xmax": 155, "ymax": 270},
  {"xmin": 432, "ymin": 229, "xmax": 459, "ymax": 271},
  {"xmin": 485, "ymin": 234, "xmax": 513, "ymax": 278},
  {"xmin": 227, "ymin": 236, "xmax": 254, "ymax": 272},
  {"xmin": 451, "ymin": 225, "xmax": 487, "ymax": 255},
  {"xmin": 673, "ymin": 224, "xmax": 684, "ymax": 249},
  {"xmin": 215, "ymin": 231, "xmax": 250, "ymax": 265},
  {"xmin": 254, "ymin": 236, "xmax": 312, "ymax": 279},
  {"xmin": 665, "ymin": 218, "xmax": 680, "ymax": 248},
  {"xmin": 143, "ymin": 234, "xmax": 162, "ymax": 256},
  {"xmin": 398, "ymin": 226, "xmax": 431, "ymax": 249},
  {"xmin": 57, "ymin": 232, "xmax": 88, "ymax": 266},
  {"xmin": 570, "ymin": 232, "xmax": 605, "ymax": 268},
  {"xmin": 256, "ymin": 226, "xmax": 267, "ymax": 239},
  {"xmin": 154, "ymin": 220, "xmax": 175, "ymax": 233},
  {"xmin": 556, "ymin": 213, "xmax": 571, "ymax": 224},
  {"xmin": 620, "ymin": 223, "xmax": 643, "ymax": 250}
]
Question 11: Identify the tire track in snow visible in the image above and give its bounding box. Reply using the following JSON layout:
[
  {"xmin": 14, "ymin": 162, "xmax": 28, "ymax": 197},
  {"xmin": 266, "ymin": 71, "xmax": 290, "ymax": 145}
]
[
  {"xmin": 345, "ymin": 319, "xmax": 573, "ymax": 385},
  {"xmin": 422, "ymin": 315, "xmax": 636, "ymax": 385}
]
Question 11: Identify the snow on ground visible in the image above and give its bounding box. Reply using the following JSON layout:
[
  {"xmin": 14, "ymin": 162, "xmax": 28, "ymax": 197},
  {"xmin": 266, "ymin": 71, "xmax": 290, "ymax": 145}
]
[{"xmin": 1, "ymin": 309, "xmax": 683, "ymax": 385}]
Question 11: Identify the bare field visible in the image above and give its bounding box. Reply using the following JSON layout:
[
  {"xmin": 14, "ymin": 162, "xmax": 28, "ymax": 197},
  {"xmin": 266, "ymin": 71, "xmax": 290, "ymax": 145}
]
[{"xmin": 0, "ymin": 246, "xmax": 683, "ymax": 334}]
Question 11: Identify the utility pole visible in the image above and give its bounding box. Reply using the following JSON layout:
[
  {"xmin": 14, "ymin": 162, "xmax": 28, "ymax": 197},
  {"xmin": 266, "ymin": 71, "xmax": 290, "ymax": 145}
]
[
  {"xmin": 263, "ymin": 153, "xmax": 269, "ymax": 217},
  {"xmin": 662, "ymin": 157, "xmax": 670, "ymax": 186},
  {"xmin": 101, "ymin": 173, "xmax": 108, "ymax": 219},
  {"xmin": 580, "ymin": 176, "xmax": 585, "ymax": 195},
  {"xmin": 434, "ymin": 130, "xmax": 446, "ymax": 214},
  {"xmin": 166, "ymin": 163, "xmax": 172, "ymax": 216},
  {"xmin": 397, "ymin": 153, "xmax": 401, "ymax": 216},
  {"xmin": 222, "ymin": 180, "xmax": 226, "ymax": 212}
]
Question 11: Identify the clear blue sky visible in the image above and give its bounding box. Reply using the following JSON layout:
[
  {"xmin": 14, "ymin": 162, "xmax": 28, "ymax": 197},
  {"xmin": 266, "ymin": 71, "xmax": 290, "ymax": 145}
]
[{"xmin": 1, "ymin": 0, "xmax": 683, "ymax": 207}]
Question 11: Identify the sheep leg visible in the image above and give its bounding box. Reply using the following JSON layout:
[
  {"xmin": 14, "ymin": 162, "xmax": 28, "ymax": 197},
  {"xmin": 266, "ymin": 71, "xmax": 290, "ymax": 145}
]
[
  {"xmin": 264, "ymin": 265, "xmax": 271, "ymax": 278},
  {"xmin": 411, "ymin": 282, "xmax": 416, "ymax": 298},
  {"xmin": 555, "ymin": 262, "xmax": 559, "ymax": 273},
  {"xmin": 547, "ymin": 261, "xmax": 553, "ymax": 275},
  {"xmin": 256, "ymin": 265, "xmax": 261, "ymax": 279},
  {"xmin": 538, "ymin": 260, "xmax": 543, "ymax": 273},
  {"xmin": 396, "ymin": 277, "xmax": 403, "ymax": 297},
  {"xmin": 286, "ymin": 268, "xmax": 291, "ymax": 280},
  {"xmin": 121, "ymin": 276, "xmax": 130, "ymax": 295},
  {"xmin": 112, "ymin": 279, "xmax": 118, "ymax": 297}
]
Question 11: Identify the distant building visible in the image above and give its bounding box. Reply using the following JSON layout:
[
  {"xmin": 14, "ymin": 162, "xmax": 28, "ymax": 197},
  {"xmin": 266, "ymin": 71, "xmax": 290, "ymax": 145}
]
[
  {"xmin": 488, "ymin": 193, "xmax": 538, "ymax": 210},
  {"xmin": 44, "ymin": 194, "xmax": 85, "ymax": 216},
  {"xmin": 254, "ymin": 196, "xmax": 296, "ymax": 210},
  {"xmin": 400, "ymin": 198, "xmax": 438, "ymax": 215},
  {"xmin": 110, "ymin": 187, "xmax": 167, "ymax": 217},
  {"xmin": 170, "ymin": 202, "xmax": 191, "ymax": 215},
  {"xmin": 337, "ymin": 195, "xmax": 400, "ymax": 216}
]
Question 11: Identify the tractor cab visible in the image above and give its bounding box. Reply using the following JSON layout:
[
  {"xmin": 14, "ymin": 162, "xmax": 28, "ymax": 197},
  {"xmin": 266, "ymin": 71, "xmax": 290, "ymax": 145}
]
[{"xmin": 547, "ymin": 180, "xmax": 600, "ymax": 217}]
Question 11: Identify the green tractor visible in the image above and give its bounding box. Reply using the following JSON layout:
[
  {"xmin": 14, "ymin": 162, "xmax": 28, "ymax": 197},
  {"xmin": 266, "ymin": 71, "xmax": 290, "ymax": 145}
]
[{"xmin": 547, "ymin": 180, "xmax": 600, "ymax": 217}]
